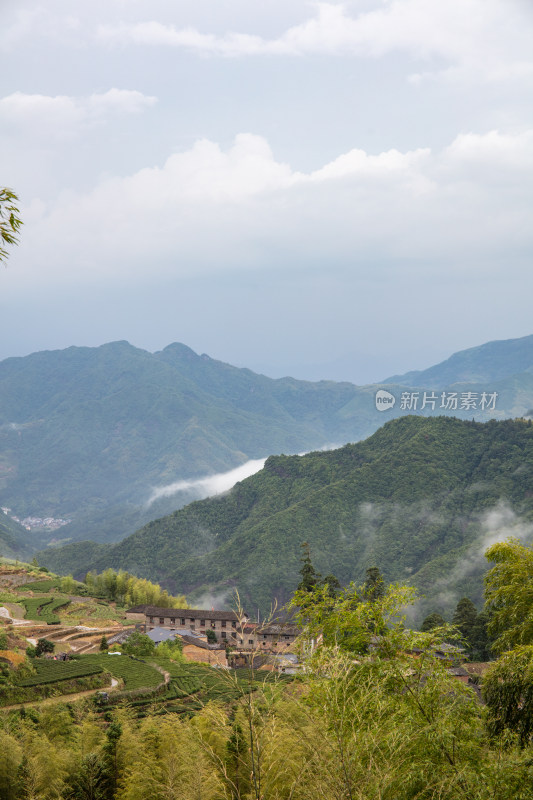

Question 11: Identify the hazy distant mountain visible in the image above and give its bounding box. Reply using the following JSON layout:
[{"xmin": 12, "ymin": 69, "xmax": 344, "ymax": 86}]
[
  {"xmin": 2, "ymin": 336, "xmax": 533, "ymax": 553},
  {"xmin": 38, "ymin": 416, "xmax": 533, "ymax": 621},
  {"xmin": 0, "ymin": 340, "xmax": 373, "ymax": 547},
  {"xmin": 385, "ymin": 334, "xmax": 533, "ymax": 388}
]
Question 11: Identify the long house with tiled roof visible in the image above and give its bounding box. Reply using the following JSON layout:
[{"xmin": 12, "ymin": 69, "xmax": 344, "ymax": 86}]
[
  {"xmin": 127, "ymin": 605, "xmax": 249, "ymax": 644},
  {"xmin": 127, "ymin": 606, "xmax": 300, "ymax": 650}
]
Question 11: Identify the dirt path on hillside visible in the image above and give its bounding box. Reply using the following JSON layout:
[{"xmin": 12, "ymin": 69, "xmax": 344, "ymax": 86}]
[{"xmin": 0, "ymin": 678, "xmax": 120, "ymax": 712}]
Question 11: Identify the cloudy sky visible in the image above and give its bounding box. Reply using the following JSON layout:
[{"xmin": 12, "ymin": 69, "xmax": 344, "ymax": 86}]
[{"xmin": 1, "ymin": 0, "xmax": 532, "ymax": 383}]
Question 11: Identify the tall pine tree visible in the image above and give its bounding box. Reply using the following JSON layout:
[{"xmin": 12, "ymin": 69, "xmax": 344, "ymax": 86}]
[{"xmin": 297, "ymin": 542, "xmax": 321, "ymax": 592}]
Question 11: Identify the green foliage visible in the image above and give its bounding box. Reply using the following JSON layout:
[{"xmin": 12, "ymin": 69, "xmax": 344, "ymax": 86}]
[
  {"xmin": 121, "ymin": 632, "xmax": 156, "ymax": 658},
  {"xmin": 291, "ymin": 579, "xmax": 418, "ymax": 653},
  {"xmin": 99, "ymin": 636, "xmax": 108, "ymax": 652},
  {"xmin": 297, "ymin": 541, "xmax": 321, "ymax": 592},
  {"xmin": 64, "ymin": 752, "xmax": 107, "ymax": 800},
  {"xmin": 453, "ymin": 596, "xmax": 478, "ymax": 635},
  {"xmin": 420, "ymin": 612, "xmax": 446, "ymax": 631},
  {"xmin": 84, "ymin": 568, "xmax": 188, "ymax": 608},
  {"xmin": 0, "ymin": 187, "xmax": 22, "ymax": 265},
  {"xmin": 322, "ymin": 573, "xmax": 341, "ymax": 598},
  {"xmin": 153, "ymin": 636, "xmax": 183, "ymax": 661},
  {"xmin": 35, "ymin": 638, "xmax": 55, "ymax": 656},
  {"xmin": 483, "ymin": 645, "xmax": 533, "ymax": 747},
  {"xmin": 485, "ymin": 538, "xmax": 533, "ymax": 653},
  {"xmin": 362, "ymin": 565, "xmax": 385, "ymax": 601},
  {"xmin": 205, "ymin": 629, "xmax": 217, "ymax": 644},
  {"xmin": 450, "ymin": 596, "xmax": 492, "ymax": 660}
]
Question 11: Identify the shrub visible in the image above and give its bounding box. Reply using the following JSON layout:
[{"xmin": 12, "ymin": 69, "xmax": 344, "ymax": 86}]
[
  {"xmin": 35, "ymin": 638, "xmax": 54, "ymax": 656},
  {"xmin": 122, "ymin": 632, "xmax": 155, "ymax": 658}
]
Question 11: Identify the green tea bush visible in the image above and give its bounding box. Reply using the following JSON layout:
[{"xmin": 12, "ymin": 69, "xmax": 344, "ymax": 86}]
[
  {"xmin": 82, "ymin": 654, "xmax": 162, "ymax": 690},
  {"xmin": 17, "ymin": 660, "xmax": 103, "ymax": 687},
  {"xmin": 21, "ymin": 597, "xmax": 69, "ymax": 624},
  {"xmin": 21, "ymin": 579, "xmax": 61, "ymax": 592}
]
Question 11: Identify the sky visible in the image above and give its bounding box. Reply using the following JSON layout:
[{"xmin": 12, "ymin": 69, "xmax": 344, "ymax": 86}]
[{"xmin": 1, "ymin": 0, "xmax": 533, "ymax": 384}]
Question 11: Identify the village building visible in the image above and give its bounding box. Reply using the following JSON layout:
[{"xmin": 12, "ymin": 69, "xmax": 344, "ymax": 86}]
[
  {"xmin": 126, "ymin": 606, "xmax": 249, "ymax": 644},
  {"xmin": 144, "ymin": 625, "xmax": 228, "ymax": 666},
  {"xmin": 126, "ymin": 606, "xmax": 300, "ymax": 652},
  {"xmin": 254, "ymin": 623, "xmax": 300, "ymax": 651}
]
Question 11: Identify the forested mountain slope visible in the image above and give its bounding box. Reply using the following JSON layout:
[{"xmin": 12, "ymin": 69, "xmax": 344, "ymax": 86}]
[
  {"xmin": 39, "ymin": 417, "xmax": 533, "ymax": 620},
  {"xmin": 3, "ymin": 336, "xmax": 533, "ymax": 551}
]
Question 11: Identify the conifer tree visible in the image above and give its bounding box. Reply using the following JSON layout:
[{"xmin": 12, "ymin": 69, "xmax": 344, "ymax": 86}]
[
  {"xmin": 297, "ymin": 542, "xmax": 321, "ymax": 592},
  {"xmin": 420, "ymin": 612, "xmax": 446, "ymax": 632},
  {"xmin": 452, "ymin": 597, "xmax": 478, "ymax": 652},
  {"xmin": 323, "ymin": 573, "xmax": 341, "ymax": 598},
  {"xmin": 363, "ymin": 566, "xmax": 385, "ymax": 601}
]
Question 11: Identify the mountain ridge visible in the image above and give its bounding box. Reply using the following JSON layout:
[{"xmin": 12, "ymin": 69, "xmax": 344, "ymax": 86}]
[{"xmin": 384, "ymin": 334, "xmax": 533, "ymax": 388}]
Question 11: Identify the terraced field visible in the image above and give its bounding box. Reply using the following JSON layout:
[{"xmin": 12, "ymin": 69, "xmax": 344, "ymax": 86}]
[
  {"xmin": 20, "ymin": 579, "xmax": 62, "ymax": 592},
  {"xmin": 17, "ymin": 659, "xmax": 103, "ymax": 687},
  {"xmin": 123, "ymin": 659, "xmax": 295, "ymax": 718},
  {"xmin": 82, "ymin": 654, "xmax": 163, "ymax": 690},
  {"xmin": 21, "ymin": 597, "xmax": 71, "ymax": 624}
]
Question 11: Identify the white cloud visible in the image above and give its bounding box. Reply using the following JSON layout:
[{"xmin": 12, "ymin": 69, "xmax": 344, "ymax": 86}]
[
  {"xmin": 97, "ymin": 0, "xmax": 533, "ymax": 83},
  {"xmin": 0, "ymin": 8, "xmax": 43, "ymax": 51},
  {"xmin": 148, "ymin": 458, "xmax": 267, "ymax": 506},
  {"xmin": 1, "ymin": 5, "xmax": 83, "ymax": 52},
  {"xmin": 86, "ymin": 88, "xmax": 158, "ymax": 115},
  {"xmin": 14, "ymin": 127, "xmax": 533, "ymax": 287},
  {"xmin": 0, "ymin": 89, "xmax": 157, "ymax": 139}
]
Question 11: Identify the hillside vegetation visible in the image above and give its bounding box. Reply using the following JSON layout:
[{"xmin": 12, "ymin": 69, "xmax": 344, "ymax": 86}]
[
  {"xmin": 40, "ymin": 416, "xmax": 533, "ymax": 620},
  {"xmin": 0, "ymin": 510, "xmax": 32, "ymax": 560},
  {"xmin": 3, "ymin": 336, "xmax": 533, "ymax": 553}
]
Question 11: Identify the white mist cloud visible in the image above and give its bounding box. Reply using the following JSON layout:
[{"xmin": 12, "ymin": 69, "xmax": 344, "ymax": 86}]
[
  {"xmin": 432, "ymin": 501, "xmax": 533, "ymax": 610},
  {"xmin": 0, "ymin": 89, "xmax": 157, "ymax": 139},
  {"xmin": 97, "ymin": 1, "xmax": 533, "ymax": 85},
  {"xmin": 147, "ymin": 458, "xmax": 267, "ymax": 506},
  {"xmin": 13, "ymin": 126, "xmax": 533, "ymax": 289},
  {"xmin": 190, "ymin": 589, "xmax": 234, "ymax": 612}
]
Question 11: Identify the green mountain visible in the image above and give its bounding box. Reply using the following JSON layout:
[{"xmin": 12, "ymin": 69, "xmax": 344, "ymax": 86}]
[
  {"xmin": 38, "ymin": 416, "xmax": 533, "ymax": 621},
  {"xmin": 385, "ymin": 333, "xmax": 533, "ymax": 387},
  {"xmin": 0, "ymin": 341, "xmax": 364, "ymax": 547},
  {"xmin": 3, "ymin": 336, "xmax": 533, "ymax": 554}
]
